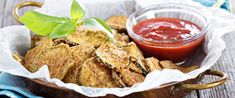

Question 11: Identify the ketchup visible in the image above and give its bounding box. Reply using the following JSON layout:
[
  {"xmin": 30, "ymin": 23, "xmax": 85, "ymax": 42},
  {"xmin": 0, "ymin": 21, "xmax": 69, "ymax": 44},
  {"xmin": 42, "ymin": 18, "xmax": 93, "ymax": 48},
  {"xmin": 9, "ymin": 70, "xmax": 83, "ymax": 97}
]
[{"xmin": 132, "ymin": 18, "xmax": 204, "ymax": 62}]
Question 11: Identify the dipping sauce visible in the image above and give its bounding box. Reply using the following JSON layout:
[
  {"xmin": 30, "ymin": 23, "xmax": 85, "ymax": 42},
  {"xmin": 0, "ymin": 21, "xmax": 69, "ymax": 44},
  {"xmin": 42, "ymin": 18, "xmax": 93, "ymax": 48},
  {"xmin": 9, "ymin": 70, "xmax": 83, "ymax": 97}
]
[
  {"xmin": 132, "ymin": 18, "xmax": 205, "ymax": 62},
  {"xmin": 133, "ymin": 18, "xmax": 200, "ymax": 41}
]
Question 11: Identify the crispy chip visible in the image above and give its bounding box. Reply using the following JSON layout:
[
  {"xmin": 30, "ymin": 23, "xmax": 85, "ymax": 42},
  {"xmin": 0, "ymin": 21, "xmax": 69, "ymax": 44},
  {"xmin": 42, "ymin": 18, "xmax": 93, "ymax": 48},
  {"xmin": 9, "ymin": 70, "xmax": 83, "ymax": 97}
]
[
  {"xmin": 111, "ymin": 70, "xmax": 126, "ymax": 87},
  {"xmin": 119, "ymin": 69, "xmax": 145, "ymax": 86},
  {"xmin": 180, "ymin": 65, "xmax": 199, "ymax": 73},
  {"xmin": 53, "ymin": 37, "xmax": 79, "ymax": 46},
  {"xmin": 95, "ymin": 43, "xmax": 129, "ymax": 71},
  {"xmin": 122, "ymin": 42, "xmax": 144, "ymax": 59},
  {"xmin": 160, "ymin": 60, "xmax": 199, "ymax": 73},
  {"xmin": 106, "ymin": 16, "xmax": 127, "ymax": 32},
  {"xmin": 123, "ymin": 42, "xmax": 148, "ymax": 73},
  {"xmin": 24, "ymin": 44, "xmax": 74, "ymax": 80},
  {"xmin": 67, "ymin": 29, "xmax": 110, "ymax": 47},
  {"xmin": 79, "ymin": 58, "xmax": 120, "ymax": 88},
  {"xmin": 12, "ymin": 52, "xmax": 24, "ymax": 64},
  {"xmin": 95, "ymin": 43, "xmax": 145, "ymax": 87},
  {"xmin": 31, "ymin": 36, "xmax": 53, "ymax": 48},
  {"xmin": 113, "ymin": 29, "xmax": 129, "ymax": 46},
  {"xmin": 145, "ymin": 57, "xmax": 162, "ymax": 72},
  {"xmin": 159, "ymin": 60, "xmax": 178, "ymax": 69},
  {"xmin": 63, "ymin": 44, "xmax": 95, "ymax": 83}
]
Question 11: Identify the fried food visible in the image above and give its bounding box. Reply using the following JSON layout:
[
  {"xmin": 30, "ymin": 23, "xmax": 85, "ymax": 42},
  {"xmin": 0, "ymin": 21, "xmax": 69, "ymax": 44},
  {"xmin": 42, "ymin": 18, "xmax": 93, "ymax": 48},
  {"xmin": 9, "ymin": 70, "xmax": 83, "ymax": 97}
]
[
  {"xmin": 106, "ymin": 15, "xmax": 127, "ymax": 32},
  {"xmin": 159, "ymin": 60, "xmax": 178, "ymax": 69},
  {"xmin": 114, "ymin": 33, "xmax": 129, "ymax": 44},
  {"xmin": 95, "ymin": 43, "xmax": 146, "ymax": 72},
  {"xmin": 112, "ymin": 29, "xmax": 129, "ymax": 46},
  {"xmin": 128, "ymin": 59, "xmax": 144, "ymax": 74},
  {"xmin": 119, "ymin": 69, "xmax": 145, "ymax": 86},
  {"xmin": 123, "ymin": 42, "xmax": 148, "ymax": 73},
  {"xmin": 24, "ymin": 44, "xmax": 74, "ymax": 80},
  {"xmin": 122, "ymin": 42, "xmax": 144, "ymax": 59},
  {"xmin": 31, "ymin": 35, "xmax": 44, "ymax": 48},
  {"xmin": 95, "ymin": 43, "xmax": 129, "ymax": 71},
  {"xmin": 179, "ymin": 65, "xmax": 199, "ymax": 73},
  {"xmin": 53, "ymin": 37, "xmax": 79, "ymax": 46},
  {"xmin": 111, "ymin": 68, "xmax": 145, "ymax": 87},
  {"xmin": 111, "ymin": 70, "xmax": 126, "ymax": 87},
  {"xmin": 67, "ymin": 27, "xmax": 130, "ymax": 47},
  {"xmin": 63, "ymin": 44, "xmax": 95, "ymax": 83},
  {"xmin": 79, "ymin": 57, "xmax": 120, "ymax": 88},
  {"xmin": 145, "ymin": 57, "xmax": 162, "ymax": 72},
  {"xmin": 67, "ymin": 29, "xmax": 110, "ymax": 47},
  {"xmin": 12, "ymin": 52, "xmax": 24, "ymax": 64},
  {"xmin": 31, "ymin": 35, "xmax": 79, "ymax": 47},
  {"xmin": 31, "ymin": 36, "xmax": 53, "ymax": 48},
  {"xmin": 160, "ymin": 60, "xmax": 199, "ymax": 73},
  {"xmin": 95, "ymin": 43, "xmax": 145, "ymax": 86},
  {"xmin": 24, "ymin": 44, "xmax": 48, "ymax": 72}
]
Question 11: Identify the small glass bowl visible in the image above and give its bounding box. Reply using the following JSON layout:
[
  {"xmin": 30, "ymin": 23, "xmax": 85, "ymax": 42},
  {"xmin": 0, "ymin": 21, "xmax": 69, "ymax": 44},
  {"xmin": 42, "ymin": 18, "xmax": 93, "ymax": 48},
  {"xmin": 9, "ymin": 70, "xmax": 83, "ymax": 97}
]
[{"xmin": 126, "ymin": 3, "xmax": 210, "ymax": 63}]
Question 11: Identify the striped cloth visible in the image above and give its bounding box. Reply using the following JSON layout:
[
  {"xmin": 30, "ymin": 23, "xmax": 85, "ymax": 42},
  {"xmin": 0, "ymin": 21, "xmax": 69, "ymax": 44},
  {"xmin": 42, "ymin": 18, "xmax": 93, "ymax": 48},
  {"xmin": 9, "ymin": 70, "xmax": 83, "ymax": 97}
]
[{"xmin": 0, "ymin": 73, "xmax": 42, "ymax": 98}]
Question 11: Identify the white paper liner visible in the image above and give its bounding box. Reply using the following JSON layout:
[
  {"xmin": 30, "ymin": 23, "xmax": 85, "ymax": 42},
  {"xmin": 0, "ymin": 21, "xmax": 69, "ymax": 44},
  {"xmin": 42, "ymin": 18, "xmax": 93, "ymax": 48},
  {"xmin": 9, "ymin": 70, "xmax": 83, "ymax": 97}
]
[{"xmin": 0, "ymin": 0, "xmax": 235, "ymax": 97}]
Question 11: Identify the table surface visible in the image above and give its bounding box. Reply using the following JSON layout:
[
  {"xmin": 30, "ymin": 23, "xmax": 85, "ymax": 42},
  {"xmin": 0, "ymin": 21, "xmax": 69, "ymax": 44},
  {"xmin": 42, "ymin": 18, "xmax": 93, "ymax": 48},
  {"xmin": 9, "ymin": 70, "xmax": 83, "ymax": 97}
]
[{"xmin": 0, "ymin": 0, "xmax": 234, "ymax": 98}]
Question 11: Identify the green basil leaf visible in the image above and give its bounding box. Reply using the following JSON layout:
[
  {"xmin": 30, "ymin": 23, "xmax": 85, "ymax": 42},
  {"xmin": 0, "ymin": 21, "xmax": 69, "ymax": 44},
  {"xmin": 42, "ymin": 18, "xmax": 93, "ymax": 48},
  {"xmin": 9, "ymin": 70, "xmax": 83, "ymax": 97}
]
[
  {"xmin": 93, "ymin": 17, "xmax": 112, "ymax": 33},
  {"xmin": 70, "ymin": 0, "xmax": 85, "ymax": 20},
  {"xmin": 20, "ymin": 10, "xmax": 71, "ymax": 36},
  {"xmin": 82, "ymin": 18, "xmax": 115, "ymax": 42},
  {"xmin": 48, "ymin": 20, "xmax": 76, "ymax": 38}
]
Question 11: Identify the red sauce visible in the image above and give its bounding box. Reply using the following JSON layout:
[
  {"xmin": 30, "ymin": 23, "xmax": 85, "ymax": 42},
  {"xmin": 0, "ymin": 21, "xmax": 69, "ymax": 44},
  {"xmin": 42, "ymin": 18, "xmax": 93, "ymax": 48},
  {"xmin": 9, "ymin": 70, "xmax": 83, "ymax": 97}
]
[{"xmin": 132, "ymin": 18, "xmax": 204, "ymax": 62}]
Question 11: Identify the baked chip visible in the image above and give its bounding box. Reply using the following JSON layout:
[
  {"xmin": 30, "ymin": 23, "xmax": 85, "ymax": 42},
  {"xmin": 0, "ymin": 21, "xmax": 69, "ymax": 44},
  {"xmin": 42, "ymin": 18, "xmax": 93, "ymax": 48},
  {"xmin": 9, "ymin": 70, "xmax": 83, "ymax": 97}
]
[
  {"xmin": 12, "ymin": 52, "xmax": 24, "ymax": 64},
  {"xmin": 160, "ymin": 60, "xmax": 199, "ymax": 73},
  {"xmin": 145, "ymin": 57, "xmax": 162, "ymax": 72},
  {"xmin": 95, "ymin": 43, "xmax": 145, "ymax": 87},
  {"xmin": 159, "ymin": 60, "xmax": 178, "ymax": 69},
  {"xmin": 122, "ymin": 42, "xmax": 144, "ymax": 59},
  {"xmin": 128, "ymin": 60, "xmax": 144, "ymax": 74},
  {"xmin": 79, "ymin": 57, "xmax": 120, "ymax": 88},
  {"xmin": 31, "ymin": 35, "xmax": 43, "ymax": 48},
  {"xmin": 53, "ymin": 37, "xmax": 79, "ymax": 46},
  {"xmin": 123, "ymin": 42, "xmax": 148, "ymax": 73},
  {"xmin": 95, "ymin": 43, "xmax": 129, "ymax": 71},
  {"xmin": 119, "ymin": 69, "xmax": 145, "ymax": 86},
  {"xmin": 96, "ymin": 42, "xmax": 147, "ymax": 73},
  {"xmin": 24, "ymin": 44, "xmax": 74, "ymax": 80},
  {"xmin": 63, "ymin": 44, "xmax": 95, "ymax": 83},
  {"xmin": 67, "ymin": 29, "xmax": 110, "ymax": 47},
  {"xmin": 24, "ymin": 44, "xmax": 48, "ymax": 72},
  {"xmin": 179, "ymin": 65, "xmax": 200, "ymax": 73},
  {"xmin": 111, "ymin": 70, "xmax": 126, "ymax": 87},
  {"xmin": 113, "ymin": 30, "xmax": 129, "ymax": 46},
  {"xmin": 106, "ymin": 16, "xmax": 127, "ymax": 32},
  {"xmin": 111, "ymin": 67, "xmax": 145, "ymax": 87},
  {"xmin": 31, "ymin": 36, "xmax": 53, "ymax": 48}
]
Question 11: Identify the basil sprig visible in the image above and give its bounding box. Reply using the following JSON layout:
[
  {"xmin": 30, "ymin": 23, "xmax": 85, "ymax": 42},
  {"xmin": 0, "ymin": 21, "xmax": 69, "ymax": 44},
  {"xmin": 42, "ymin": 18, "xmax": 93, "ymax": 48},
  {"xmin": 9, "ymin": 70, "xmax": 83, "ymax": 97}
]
[{"xmin": 20, "ymin": 0, "xmax": 114, "ymax": 42}]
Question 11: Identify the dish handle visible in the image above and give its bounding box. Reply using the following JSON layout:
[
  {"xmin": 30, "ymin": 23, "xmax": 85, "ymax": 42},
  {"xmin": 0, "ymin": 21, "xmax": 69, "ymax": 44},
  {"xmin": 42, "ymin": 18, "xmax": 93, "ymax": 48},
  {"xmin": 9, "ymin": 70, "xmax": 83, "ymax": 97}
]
[
  {"xmin": 171, "ymin": 69, "xmax": 227, "ymax": 95},
  {"xmin": 13, "ymin": 1, "xmax": 43, "ymax": 22}
]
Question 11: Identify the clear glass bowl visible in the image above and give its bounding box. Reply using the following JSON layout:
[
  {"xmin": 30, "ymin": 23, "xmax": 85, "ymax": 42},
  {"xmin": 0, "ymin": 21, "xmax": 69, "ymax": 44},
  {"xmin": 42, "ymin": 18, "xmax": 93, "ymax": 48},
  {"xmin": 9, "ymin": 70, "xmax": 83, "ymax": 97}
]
[{"xmin": 126, "ymin": 3, "xmax": 210, "ymax": 63}]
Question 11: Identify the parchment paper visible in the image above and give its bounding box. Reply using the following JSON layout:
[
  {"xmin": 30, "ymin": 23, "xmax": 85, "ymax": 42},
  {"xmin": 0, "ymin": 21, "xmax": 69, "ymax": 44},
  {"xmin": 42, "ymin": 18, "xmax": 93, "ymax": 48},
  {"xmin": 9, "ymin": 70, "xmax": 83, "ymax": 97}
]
[{"xmin": 0, "ymin": 0, "xmax": 235, "ymax": 97}]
